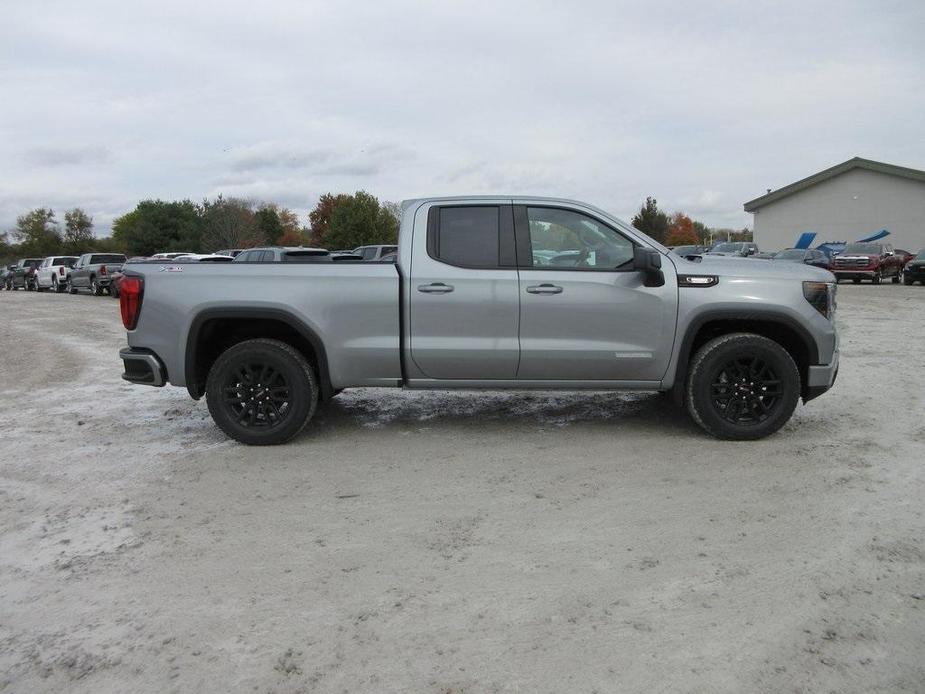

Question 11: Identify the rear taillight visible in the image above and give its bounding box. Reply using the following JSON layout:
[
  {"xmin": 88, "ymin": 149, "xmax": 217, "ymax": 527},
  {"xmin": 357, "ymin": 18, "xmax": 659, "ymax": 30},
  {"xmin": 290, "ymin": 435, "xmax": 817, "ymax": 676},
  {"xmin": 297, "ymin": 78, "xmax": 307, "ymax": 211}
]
[
  {"xmin": 100, "ymin": 265, "xmax": 107, "ymax": 275},
  {"xmin": 120, "ymin": 276, "xmax": 144, "ymax": 330},
  {"xmin": 58, "ymin": 266, "xmax": 64, "ymax": 275}
]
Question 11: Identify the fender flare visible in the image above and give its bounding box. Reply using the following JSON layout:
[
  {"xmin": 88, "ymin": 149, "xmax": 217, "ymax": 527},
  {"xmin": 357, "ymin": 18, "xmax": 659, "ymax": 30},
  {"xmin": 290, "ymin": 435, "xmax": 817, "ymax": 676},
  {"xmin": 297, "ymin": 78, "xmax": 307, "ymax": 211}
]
[
  {"xmin": 670, "ymin": 308, "xmax": 820, "ymax": 405},
  {"xmin": 184, "ymin": 307, "xmax": 333, "ymax": 400}
]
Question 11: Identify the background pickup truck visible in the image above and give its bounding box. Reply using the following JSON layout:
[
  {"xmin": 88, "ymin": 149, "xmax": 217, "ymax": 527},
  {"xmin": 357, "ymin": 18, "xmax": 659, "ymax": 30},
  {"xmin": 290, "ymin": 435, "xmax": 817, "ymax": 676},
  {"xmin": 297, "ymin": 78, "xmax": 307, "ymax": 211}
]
[
  {"xmin": 9, "ymin": 258, "xmax": 42, "ymax": 290},
  {"xmin": 830, "ymin": 242, "xmax": 904, "ymax": 284},
  {"xmin": 67, "ymin": 253, "xmax": 127, "ymax": 295},
  {"xmin": 119, "ymin": 196, "xmax": 839, "ymax": 445}
]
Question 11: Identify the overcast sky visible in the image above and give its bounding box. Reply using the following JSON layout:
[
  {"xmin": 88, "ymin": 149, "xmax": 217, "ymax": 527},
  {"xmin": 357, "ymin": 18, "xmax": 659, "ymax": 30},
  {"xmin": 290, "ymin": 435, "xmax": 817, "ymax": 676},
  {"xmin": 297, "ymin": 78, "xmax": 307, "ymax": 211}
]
[{"xmin": 2, "ymin": 0, "xmax": 924, "ymax": 236}]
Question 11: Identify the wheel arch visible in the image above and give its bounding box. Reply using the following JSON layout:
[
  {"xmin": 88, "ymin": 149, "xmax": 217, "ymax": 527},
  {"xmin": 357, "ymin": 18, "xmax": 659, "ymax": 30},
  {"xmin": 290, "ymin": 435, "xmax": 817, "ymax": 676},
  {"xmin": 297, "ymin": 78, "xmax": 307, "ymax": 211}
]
[
  {"xmin": 184, "ymin": 308, "xmax": 334, "ymax": 401},
  {"xmin": 671, "ymin": 309, "xmax": 819, "ymax": 405}
]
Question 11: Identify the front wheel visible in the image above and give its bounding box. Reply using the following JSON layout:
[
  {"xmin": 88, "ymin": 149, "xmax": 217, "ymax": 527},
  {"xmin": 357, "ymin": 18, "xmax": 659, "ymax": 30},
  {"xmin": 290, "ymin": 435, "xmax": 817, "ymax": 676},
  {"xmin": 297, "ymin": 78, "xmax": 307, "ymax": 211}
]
[
  {"xmin": 67, "ymin": 278, "xmax": 77, "ymax": 294},
  {"xmin": 892, "ymin": 270, "xmax": 901, "ymax": 284},
  {"xmin": 904, "ymin": 272, "xmax": 914, "ymax": 285},
  {"xmin": 205, "ymin": 338, "xmax": 318, "ymax": 445},
  {"xmin": 685, "ymin": 333, "xmax": 801, "ymax": 440},
  {"xmin": 90, "ymin": 278, "xmax": 102, "ymax": 296},
  {"xmin": 872, "ymin": 271, "xmax": 881, "ymax": 285}
]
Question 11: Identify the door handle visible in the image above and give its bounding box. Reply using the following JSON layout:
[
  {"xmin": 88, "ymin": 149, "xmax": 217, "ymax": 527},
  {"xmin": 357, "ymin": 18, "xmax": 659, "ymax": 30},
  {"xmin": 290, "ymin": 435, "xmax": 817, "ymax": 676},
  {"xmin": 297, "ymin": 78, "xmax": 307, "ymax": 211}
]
[
  {"xmin": 526, "ymin": 283, "xmax": 563, "ymax": 295},
  {"xmin": 417, "ymin": 282, "xmax": 454, "ymax": 294}
]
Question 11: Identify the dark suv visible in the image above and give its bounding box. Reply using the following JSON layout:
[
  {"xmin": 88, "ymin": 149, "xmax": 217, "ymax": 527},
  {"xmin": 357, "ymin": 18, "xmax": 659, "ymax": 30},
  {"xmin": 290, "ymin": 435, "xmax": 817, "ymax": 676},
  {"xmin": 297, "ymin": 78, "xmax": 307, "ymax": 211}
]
[
  {"xmin": 831, "ymin": 243, "xmax": 904, "ymax": 284},
  {"xmin": 8, "ymin": 258, "xmax": 43, "ymax": 290},
  {"xmin": 903, "ymin": 249, "xmax": 925, "ymax": 285}
]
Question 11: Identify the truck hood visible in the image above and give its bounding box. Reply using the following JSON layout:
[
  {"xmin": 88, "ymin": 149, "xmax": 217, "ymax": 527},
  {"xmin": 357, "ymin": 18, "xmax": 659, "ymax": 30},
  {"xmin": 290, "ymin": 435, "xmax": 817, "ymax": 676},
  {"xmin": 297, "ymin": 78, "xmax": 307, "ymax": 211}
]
[{"xmin": 673, "ymin": 254, "xmax": 834, "ymax": 281}]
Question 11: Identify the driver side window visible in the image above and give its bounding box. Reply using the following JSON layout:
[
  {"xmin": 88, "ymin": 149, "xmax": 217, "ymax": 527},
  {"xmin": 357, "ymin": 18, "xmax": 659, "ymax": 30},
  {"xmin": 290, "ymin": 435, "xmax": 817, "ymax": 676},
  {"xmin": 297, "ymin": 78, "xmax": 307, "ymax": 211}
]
[{"xmin": 526, "ymin": 207, "xmax": 634, "ymax": 269}]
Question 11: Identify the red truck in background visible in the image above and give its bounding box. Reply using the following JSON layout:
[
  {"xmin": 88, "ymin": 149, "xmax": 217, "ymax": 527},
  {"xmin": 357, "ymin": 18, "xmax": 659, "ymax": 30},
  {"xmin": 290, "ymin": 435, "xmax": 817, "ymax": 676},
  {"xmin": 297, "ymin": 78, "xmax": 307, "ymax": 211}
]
[{"xmin": 831, "ymin": 242, "xmax": 905, "ymax": 284}]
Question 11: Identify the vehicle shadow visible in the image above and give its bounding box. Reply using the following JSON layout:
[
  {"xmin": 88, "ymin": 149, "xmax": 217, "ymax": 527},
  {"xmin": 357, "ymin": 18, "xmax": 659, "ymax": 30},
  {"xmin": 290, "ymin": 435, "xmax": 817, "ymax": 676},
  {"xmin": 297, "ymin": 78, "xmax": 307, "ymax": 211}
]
[{"xmin": 310, "ymin": 389, "xmax": 697, "ymax": 436}]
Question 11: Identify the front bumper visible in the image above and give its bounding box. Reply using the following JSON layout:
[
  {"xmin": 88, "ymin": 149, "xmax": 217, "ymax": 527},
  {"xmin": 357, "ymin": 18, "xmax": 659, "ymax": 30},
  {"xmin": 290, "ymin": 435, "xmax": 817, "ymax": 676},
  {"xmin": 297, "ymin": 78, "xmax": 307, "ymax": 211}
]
[
  {"xmin": 804, "ymin": 349, "xmax": 839, "ymax": 402},
  {"xmin": 833, "ymin": 269, "xmax": 876, "ymax": 279},
  {"xmin": 119, "ymin": 347, "xmax": 166, "ymax": 387}
]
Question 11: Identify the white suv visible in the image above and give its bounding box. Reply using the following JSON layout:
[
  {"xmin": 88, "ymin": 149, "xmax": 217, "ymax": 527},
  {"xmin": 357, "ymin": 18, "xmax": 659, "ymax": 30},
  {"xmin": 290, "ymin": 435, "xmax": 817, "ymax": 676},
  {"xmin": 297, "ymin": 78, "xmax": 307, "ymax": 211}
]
[{"xmin": 35, "ymin": 256, "xmax": 79, "ymax": 292}]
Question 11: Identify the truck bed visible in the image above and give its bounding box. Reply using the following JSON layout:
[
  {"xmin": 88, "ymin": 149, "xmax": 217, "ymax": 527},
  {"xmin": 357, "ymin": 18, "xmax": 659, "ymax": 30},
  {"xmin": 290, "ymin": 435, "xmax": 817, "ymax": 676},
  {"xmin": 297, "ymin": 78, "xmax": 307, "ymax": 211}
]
[{"xmin": 126, "ymin": 262, "xmax": 402, "ymax": 389}]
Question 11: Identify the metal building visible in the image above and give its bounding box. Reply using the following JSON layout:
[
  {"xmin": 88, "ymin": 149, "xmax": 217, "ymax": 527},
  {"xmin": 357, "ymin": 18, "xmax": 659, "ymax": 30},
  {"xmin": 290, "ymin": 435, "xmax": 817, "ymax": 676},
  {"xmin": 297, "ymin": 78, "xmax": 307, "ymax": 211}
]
[{"xmin": 744, "ymin": 157, "xmax": 925, "ymax": 253}]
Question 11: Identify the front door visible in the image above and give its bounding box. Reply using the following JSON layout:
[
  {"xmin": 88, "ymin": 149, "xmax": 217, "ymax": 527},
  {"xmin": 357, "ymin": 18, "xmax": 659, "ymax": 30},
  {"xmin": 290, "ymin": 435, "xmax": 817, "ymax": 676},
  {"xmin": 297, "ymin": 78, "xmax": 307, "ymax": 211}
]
[
  {"xmin": 514, "ymin": 205, "xmax": 677, "ymax": 382},
  {"xmin": 408, "ymin": 202, "xmax": 520, "ymax": 379}
]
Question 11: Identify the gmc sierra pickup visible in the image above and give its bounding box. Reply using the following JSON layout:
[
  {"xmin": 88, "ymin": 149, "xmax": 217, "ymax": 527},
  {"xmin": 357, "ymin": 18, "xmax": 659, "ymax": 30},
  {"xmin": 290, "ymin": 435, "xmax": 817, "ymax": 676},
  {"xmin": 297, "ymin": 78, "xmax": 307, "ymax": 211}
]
[{"xmin": 119, "ymin": 196, "xmax": 839, "ymax": 445}]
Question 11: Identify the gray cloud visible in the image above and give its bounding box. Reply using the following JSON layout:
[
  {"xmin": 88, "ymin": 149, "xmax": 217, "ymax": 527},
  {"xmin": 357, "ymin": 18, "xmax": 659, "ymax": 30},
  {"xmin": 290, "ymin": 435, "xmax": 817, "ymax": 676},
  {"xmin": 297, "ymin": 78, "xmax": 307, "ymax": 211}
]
[
  {"xmin": 23, "ymin": 145, "xmax": 112, "ymax": 167},
  {"xmin": 2, "ymin": 0, "xmax": 924, "ymax": 236}
]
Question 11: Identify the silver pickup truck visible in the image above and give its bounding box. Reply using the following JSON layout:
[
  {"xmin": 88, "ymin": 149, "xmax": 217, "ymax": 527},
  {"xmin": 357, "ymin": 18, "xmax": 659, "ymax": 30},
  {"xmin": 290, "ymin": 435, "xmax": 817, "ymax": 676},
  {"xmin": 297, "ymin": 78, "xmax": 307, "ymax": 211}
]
[{"xmin": 119, "ymin": 196, "xmax": 838, "ymax": 445}]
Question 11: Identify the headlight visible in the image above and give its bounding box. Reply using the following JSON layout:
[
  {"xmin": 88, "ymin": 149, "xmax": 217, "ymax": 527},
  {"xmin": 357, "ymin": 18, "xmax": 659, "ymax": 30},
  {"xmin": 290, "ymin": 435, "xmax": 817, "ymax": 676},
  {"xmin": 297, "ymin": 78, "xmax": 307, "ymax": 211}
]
[{"xmin": 803, "ymin": 281, "xmax": 835, "ymax": 319}]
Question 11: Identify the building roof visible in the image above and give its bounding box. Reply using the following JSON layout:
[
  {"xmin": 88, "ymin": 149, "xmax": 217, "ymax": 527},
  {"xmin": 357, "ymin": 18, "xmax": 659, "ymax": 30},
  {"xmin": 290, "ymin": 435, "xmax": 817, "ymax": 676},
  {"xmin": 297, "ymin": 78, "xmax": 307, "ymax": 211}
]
[{"xmin": 743, "ymin": 157, "xmax": 925, "ymax": 212}]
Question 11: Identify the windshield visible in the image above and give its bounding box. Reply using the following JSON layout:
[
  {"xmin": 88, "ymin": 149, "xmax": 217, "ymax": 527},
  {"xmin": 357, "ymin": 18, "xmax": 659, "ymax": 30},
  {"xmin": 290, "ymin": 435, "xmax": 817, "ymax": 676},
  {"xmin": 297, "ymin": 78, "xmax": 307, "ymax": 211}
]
[
  {"xmin": 774, "ymin": 249, "xmax": 805, "ymax": 259},
  {"xmin": 711, "ymin": 243, "xmax": 742, "ymax": 252},
  {"xmin": 842, "ymin": 243, "xmax": 880, "ymax": 255},
  {"xmin": 914, "ymin": 249, "xmax": 925, "ymax": 259},
  {"xmin": 672, "ymin": 245, "xmax": 700, "ymax": 255}
]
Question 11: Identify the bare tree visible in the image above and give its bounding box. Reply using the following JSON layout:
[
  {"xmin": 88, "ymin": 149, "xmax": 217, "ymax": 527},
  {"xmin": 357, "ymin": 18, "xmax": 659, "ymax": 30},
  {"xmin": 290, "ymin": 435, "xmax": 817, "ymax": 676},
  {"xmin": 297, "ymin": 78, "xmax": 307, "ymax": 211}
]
[{"xmin": 200, "ymin": 196, "xmax": 264, "ymax": 251}]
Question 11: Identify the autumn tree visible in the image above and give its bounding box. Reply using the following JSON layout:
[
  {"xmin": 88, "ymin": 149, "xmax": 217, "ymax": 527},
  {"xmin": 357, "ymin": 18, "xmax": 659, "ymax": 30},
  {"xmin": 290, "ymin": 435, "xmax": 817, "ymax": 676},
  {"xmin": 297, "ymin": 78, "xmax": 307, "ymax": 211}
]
[
  {"xmin": 324, "ymin": 191, "xmax": 399, "ymax": 251},
  {"xmin": 12, "ymin": 208, "xmax": 62, "ymax": 257},
  {"xmin": 692, "ymin": 220, "xmax": 711, "ymax": 245},
  {"xmin": 308, "ymin": 193, "xmax": 348, "ymax": 247},
  {"xmin": 63, "ymin": 208, "xmax": 95, "ymax": 253},
  {"xmin": 200, "ymin": 196, "xmax": 264, "ymax": 251},
  {"xmin": 666, "ymin": 212, "xmax": 698, "ymax": 246},
  {"xmin": 631, "ymin": 197, "xmax": 670, "ymax": 243}
]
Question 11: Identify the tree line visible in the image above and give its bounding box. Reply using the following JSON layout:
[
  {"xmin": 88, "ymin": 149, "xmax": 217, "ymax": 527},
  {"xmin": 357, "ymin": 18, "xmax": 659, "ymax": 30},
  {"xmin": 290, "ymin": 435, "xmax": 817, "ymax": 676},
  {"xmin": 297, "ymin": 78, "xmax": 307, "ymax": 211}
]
[
  {"xmin": 1, "ymin": 190, "xmax": 400, "ymax": 263},
  {"xmin": 2, "ymin": 192, "xmax": 750, "ymax": 264},
  {"xmin": 631, "ymin": 196, "xmax": 752, "ymax": 247}
]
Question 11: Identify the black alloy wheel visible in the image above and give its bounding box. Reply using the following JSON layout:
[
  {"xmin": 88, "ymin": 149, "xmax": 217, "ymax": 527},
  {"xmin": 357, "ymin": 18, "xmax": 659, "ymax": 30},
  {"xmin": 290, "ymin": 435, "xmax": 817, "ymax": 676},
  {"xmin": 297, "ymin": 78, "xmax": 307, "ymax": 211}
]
[
  {"xmin": 708, "ymin": 356, "xmax": 782, "ymax": 426},
  {"xmin": 205, "ymin": 338, "xmax": 318, "ymax": 445}
]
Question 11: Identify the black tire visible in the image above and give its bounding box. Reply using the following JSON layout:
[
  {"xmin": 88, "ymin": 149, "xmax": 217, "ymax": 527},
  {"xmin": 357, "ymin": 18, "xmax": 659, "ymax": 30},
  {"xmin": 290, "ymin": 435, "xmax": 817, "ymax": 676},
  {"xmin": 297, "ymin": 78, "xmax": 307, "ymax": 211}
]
[
  {"xmin": 52, "ymin": 277, "xmax": 59, "ymax": 292},
  {"xmin": 903, "ymin": 272, "xmax": 914, "ymax": 285},
  {"xmin": 90, "ymin": 277, "xmax": 102, "ymax": 296},
  {"xmin": 852, "ymin": 279, "xmax": 860, "ymax": 284},
  {"xmin": 871, "ymin": 271, "xmax": 881, "ymax": 285},
  {"xmin": 205, "ymin": 338, "xmax": 318, "ymax": 445},
  {"xmin": 891, "ymin": 270, "xmax": 900, "ymax": 284},
  {"xmin": 67, "ymin": 277, "xmax": 77, "ymax": 294},
  {"xmin": 685, "ymin": 333, "xmax": 801, "ymax": 440}
]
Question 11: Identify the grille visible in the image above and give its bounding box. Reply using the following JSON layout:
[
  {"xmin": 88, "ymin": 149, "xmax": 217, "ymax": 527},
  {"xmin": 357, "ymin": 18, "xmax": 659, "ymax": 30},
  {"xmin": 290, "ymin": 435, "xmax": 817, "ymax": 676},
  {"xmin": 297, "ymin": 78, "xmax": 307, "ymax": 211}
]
[{"xmin": 833, "ymin": 257, "xmax": 872, "ymax": 269}]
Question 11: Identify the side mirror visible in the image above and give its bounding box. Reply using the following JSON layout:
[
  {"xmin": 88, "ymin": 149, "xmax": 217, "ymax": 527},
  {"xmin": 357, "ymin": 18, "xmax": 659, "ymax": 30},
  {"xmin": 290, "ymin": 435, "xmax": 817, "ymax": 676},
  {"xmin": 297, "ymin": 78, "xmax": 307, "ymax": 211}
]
[{"xmin": 633, "ymin": 247, "xmax": 664, "ymax": 287}]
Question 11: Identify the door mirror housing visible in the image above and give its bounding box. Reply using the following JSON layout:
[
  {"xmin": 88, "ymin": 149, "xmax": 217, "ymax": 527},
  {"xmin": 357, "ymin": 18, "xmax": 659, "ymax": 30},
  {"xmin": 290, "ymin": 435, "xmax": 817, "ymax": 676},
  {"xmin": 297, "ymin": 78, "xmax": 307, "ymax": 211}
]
[{"xmin": 633, "ymin": 247, "xmax": 664, "ymax": 287}]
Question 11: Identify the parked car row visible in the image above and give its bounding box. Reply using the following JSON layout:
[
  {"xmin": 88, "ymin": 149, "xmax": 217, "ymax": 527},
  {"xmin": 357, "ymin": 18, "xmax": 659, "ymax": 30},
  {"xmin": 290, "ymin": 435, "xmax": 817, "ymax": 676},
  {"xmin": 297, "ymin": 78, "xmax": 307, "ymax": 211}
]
[
  {"xmin": 2, "ymin": 253, "xmax": 126, "ymax": 294},
  {"xmin": 667, "ymin": 241, "xmax": 922, "ymax": 285},
  {"xmin": 2, "ymin": 245, "xmax": 400, "ymax": 297}
]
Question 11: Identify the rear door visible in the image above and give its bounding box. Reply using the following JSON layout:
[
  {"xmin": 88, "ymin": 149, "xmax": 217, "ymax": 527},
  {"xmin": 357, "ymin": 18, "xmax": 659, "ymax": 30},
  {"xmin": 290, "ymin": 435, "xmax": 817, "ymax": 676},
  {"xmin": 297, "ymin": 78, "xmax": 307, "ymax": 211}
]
[
  {"xmin": 408, "ymin": 202, "xmax": 520, "ymax": 379},
  {"xmin": 71, "ymin": 255, "xmax": 89, "ymax": 286},
  {"xmin": 513, "ymin": 204, "xmax": 678, "ymax": 382}
]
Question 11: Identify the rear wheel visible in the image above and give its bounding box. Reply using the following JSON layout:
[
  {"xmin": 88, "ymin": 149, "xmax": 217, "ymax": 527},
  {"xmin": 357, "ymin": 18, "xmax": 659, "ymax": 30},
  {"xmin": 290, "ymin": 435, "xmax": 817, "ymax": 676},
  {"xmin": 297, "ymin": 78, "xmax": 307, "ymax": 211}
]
[
  {"xmin": 892, "ymin": 270, "xmax": 901, "ymax": 284},
  {"xmin": 686, "ymin": 333, "xmax": 801, "ymax": 440},
  {"xmin": 205, "ymin": 338, "xmax": 318, "ymax": 445},
  {"xmin": 90, "ymin": 277, "xmax": 102, "ymax": 296}
]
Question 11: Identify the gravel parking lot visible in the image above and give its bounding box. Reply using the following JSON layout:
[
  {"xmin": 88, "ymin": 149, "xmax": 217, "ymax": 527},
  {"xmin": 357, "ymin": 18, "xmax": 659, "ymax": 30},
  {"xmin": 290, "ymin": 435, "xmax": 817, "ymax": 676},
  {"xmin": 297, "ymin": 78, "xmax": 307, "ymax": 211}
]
[{"xmin": 1, "ymin": 286, "xmax": 923, "ymax": 693}]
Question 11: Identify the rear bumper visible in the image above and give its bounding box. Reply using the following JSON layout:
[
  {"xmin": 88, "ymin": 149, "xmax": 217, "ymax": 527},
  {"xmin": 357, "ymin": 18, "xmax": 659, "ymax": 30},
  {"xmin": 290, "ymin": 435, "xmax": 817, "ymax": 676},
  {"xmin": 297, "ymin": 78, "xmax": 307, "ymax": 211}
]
[
  {"xmin": 119, "ymin": 347, "xmax": 166, "ymax": 387},
  {"xmin": 804, "ymin": 349, "xmax": 838, "ymax": 402}
]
